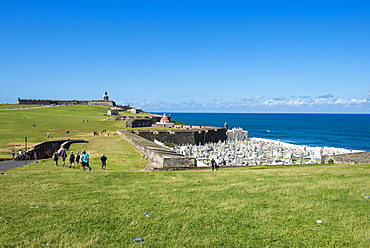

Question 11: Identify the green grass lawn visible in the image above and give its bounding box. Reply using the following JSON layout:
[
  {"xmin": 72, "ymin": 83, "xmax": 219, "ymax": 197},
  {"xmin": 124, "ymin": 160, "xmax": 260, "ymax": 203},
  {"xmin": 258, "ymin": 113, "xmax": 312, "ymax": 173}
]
[
  {"xmin": 0, "ymin": 104, "xmax": 150, "ymax": 158},
  {"xmin": 1, "ymin": 163, "xmax": 369, "ymax": 247},
  {"xmin": 1, "ymin": 105, "xmax": 369, "ymax": 247}
]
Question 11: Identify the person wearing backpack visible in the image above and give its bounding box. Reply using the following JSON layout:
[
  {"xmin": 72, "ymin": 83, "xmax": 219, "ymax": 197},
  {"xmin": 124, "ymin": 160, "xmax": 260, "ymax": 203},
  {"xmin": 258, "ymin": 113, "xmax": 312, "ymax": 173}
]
[
  {"xmin": 60, "ymin": 149, "xmax": 67, "ymax": 167},
  {"xmin": 69, "ymin": 151, "xmax": 75, "ymax": 168},
  {"xmin": 53, "ymin": 150, "xmax": 59, "ymax": 166},
  {"xmin": 100, "ymin": 154, "xmax": 107, "ymax": 170},
  {"xmin": 75, "ymin": 152, "xmax": 81, "ymax": 169}
]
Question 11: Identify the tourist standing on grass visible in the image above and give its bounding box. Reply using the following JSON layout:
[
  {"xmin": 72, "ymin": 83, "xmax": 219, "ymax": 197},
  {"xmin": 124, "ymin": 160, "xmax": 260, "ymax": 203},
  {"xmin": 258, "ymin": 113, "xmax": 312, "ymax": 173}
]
[
  {"xmin": 100, "ymin": 154, "xmax": 107, "ymax": 169},
  {"xmin": 18, "ymin": 149, "xmax": 23, "ymax": 160},
  {"xmin": 211, "ymin": 158, "xmax": 216, "ymax": 171},
  {"xmin": 81, "ymin": 150, "xmax": 92, "ymax": 171},
  {"xmin": 60, "ymin": 149, "xmax": 67, "ymax": 167},
  {"xmin": 53, "ymin": 150, "xmax": 59, "ymax": 166},
  {"xmin": 11, "ymin": 150, "xmax": 15, "ymax": 161},
  {"xmin": 75, "ymin": 152, "xmax": 81, "ymax": 168},
  {"xmin": 69, "ymin": 151, "xmax": 75, "ymax": 168},
  {"xmin": 215, "ymin": 157, "xmax": 220, "ymax": 171}
]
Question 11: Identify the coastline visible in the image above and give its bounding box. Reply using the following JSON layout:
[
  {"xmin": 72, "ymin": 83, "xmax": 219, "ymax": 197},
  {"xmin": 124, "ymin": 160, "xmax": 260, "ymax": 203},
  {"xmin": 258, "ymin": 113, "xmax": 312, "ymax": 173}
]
[{"xmin": 168, "ymin": 112, "xmax": 370, "ymax": 152}]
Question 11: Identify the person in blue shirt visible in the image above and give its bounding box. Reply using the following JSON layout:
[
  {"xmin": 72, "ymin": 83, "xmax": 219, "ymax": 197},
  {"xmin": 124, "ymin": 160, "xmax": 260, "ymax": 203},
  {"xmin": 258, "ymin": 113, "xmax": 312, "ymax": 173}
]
[
  {"xmin": 81, "ymin": 150, "xmax": 92, "ymax": 171},
  {"xmin": 11, "ymin": 150, "xmax": 15, "ymax": 161}
]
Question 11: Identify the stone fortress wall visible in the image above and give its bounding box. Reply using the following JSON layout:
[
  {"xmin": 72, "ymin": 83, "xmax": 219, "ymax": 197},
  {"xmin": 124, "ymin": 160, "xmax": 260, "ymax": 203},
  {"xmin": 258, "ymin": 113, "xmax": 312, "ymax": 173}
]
[
  {"xmin": 26, "ymin": 140, "xmax": 89, "ymax": 159},
  {"xmin": 18, "ymin": 98, "xmax": 116, "ymax": 107},
  {"xmin": 134, "ymin": 127, "xmax": 227, "ymax": 146},
  {"xmin": 322, "ymin": 151, "xmax": 370, "ymax": 164},
  {"xmin": 125, "ymin": 116, "xmax": 161, "ymax": 128},
  {"xmin": 117, "ymin": 130, "xmax": 197, "ymax": 170},
  {"xmin": 122, "ymin": 113, "xmax": 228, "ymax": 146},
  {"xmin": 116, "ymin": 113, "xmax": 227, "ymax": 169}
]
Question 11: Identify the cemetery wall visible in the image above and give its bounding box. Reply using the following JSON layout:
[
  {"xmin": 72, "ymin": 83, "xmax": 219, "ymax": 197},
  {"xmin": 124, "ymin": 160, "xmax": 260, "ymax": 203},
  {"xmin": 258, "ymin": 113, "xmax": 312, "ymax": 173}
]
[
  {"xmin": 321, "ymin": 151, "xmax": 370, "ymax": 164},
  {"xmin": 117, "ymin": 130, "xmax": 196, "ymax": 170}
]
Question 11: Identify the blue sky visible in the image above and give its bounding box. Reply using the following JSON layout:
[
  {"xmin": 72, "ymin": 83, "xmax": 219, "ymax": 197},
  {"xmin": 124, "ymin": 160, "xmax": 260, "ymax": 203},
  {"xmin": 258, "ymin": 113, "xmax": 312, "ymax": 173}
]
[{"xmin": 1, "ymin": 0, "xmax": 369, "ymax": 113}]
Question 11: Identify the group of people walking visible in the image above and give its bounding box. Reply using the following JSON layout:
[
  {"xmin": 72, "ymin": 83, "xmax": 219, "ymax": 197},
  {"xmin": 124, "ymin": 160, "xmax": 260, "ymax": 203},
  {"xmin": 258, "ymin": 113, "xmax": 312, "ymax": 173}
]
[
  {"xmin": 52, "ymin": 149, "xmax": 107, "ymax": 171},
  {"xmin": 12, "ymin": 149, "xmax": 37, "ymax": 161}
]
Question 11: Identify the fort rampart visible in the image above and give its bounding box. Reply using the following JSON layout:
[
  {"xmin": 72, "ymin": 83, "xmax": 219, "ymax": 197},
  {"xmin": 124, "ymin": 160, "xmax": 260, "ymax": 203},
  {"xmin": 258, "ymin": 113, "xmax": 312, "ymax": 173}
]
[
  {"xmin": 18, "ymin": 98, "xmax": 115, "ymax": 107},
  {"xmin": 32, "ymin": 140, "xmax": 88, "ymax": 158},
  {"xmin": 133, "ymin": 127, "xmax": 227, "ymax": 145},
  {"xmin": 321, "ymin": 151, "xmax": 370, "ymax": 164},
  {"xmin": 117, "ymin": 130, "xmax": 196, "ymax": 170},
  {"xmin": 125, "ymin": 116, "xmax": 161, "ymax": 127}
]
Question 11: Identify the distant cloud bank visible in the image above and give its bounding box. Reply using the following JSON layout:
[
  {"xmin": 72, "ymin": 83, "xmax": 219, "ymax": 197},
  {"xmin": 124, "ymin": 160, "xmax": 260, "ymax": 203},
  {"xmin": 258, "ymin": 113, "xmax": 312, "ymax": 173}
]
[
  {"xmin": 119, "ymin": 94, "xmax": 370, "ymax": 113},
  {"xmin": 119, "ymin": 90, "xmax": 370, "ymax": 113}
]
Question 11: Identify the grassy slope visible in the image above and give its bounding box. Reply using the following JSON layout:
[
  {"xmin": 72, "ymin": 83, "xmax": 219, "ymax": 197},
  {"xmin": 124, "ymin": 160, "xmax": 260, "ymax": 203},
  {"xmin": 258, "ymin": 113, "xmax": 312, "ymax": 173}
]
[
  {"xmin": 0, "ymin": 105, "xmax": 113, "ymax": 148},
  {"xmin": 0, "ymin": 105, "xmax": 144, "ymax": 156},
  {"xmin": 1, "ymin": 163, "xmax": 369, "ymax": 247},
  {"xmin": 0, "ymin": 105, "xmax": 369, "ymax": 247},
  {"xmin": 0, "ymin": 104, "xmax": 150, "ymax": 169}
]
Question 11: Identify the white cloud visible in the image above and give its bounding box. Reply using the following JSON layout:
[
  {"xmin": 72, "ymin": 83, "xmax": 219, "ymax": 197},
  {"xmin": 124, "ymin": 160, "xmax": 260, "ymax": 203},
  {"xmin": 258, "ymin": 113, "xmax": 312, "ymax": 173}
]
[
  {"xmin": 313, "ymin": 98, "xmax": 330, "ymax": 105},
  {"xmin": 334, "ymin": 99, "xmax": 367, "ymax": 105},
  {"xmin": 259, "ymin": 99, "xmax": 283, "ymax": 106},
  {"xmin": 286, "ymin": 99, "xmax": 307, "ymax": 106},
  {"xmin": 123, "ymin": 95, "xmax": 370, "ymax": 113}
]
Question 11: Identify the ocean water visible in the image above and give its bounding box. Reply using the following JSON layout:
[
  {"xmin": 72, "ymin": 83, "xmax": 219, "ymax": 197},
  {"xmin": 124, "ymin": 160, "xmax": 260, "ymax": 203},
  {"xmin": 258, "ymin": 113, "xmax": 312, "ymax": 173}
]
[{"xmin": 155, "ymin": 113, "xmax": 370, "ymax": 151}]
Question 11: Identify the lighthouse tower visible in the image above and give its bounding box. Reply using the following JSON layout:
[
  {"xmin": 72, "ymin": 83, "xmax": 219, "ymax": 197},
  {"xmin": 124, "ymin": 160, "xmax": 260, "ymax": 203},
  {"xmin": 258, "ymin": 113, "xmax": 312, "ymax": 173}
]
[{"xmin": 102, "ymin": 92, "xmax": 109, "ymax": 101}]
